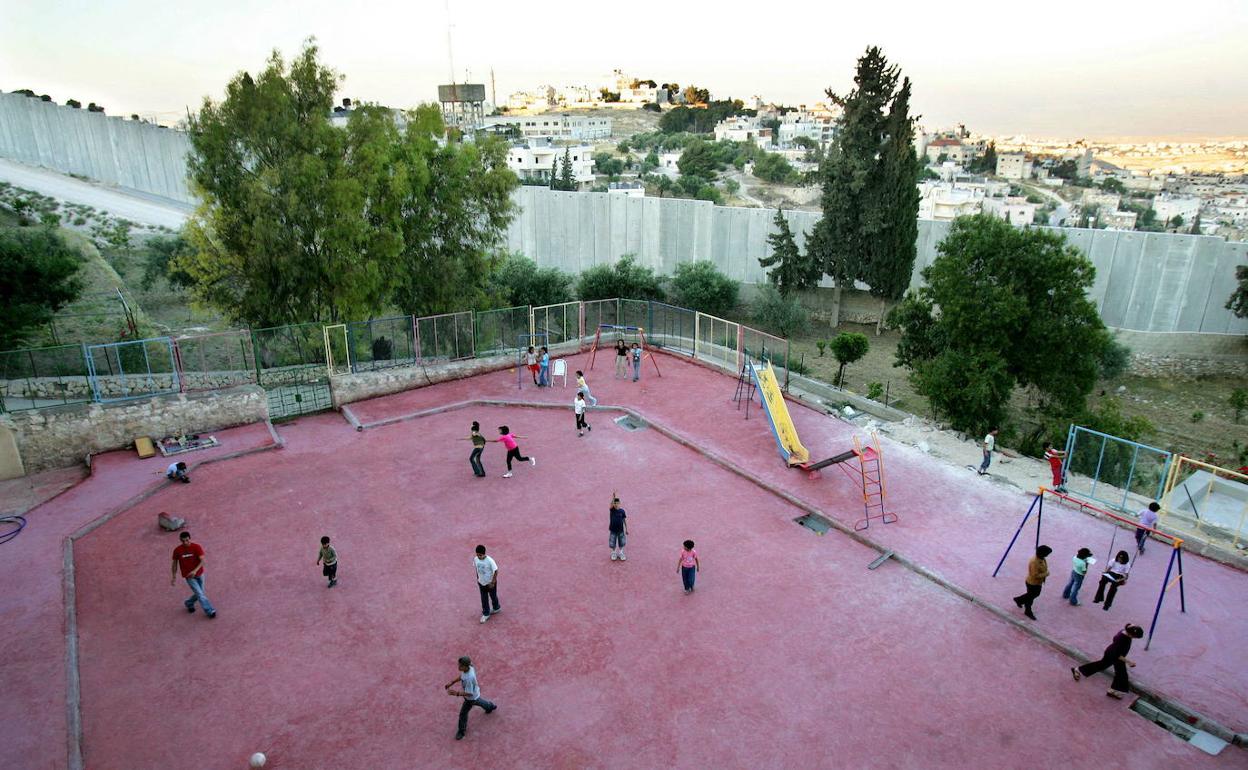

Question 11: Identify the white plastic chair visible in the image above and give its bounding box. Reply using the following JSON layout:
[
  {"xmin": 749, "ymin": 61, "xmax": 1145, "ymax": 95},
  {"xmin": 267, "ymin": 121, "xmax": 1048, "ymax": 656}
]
[{"xmin": 552, "ymin": 358, "xmax": 568, "ymax": 387}]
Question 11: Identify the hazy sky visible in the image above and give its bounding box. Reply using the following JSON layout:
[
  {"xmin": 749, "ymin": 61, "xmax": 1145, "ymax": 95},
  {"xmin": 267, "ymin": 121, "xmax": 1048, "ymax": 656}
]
[{"xmin": 2, "ymin": 0, "xmax": 1246, "ymax": 139}]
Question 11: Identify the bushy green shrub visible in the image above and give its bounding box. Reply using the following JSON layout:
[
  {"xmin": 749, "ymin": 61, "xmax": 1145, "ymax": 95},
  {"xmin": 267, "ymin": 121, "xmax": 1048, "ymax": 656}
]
[
  {"xmin": 670, "ymin": 260, "xmax": 738, "ymax": 317},
  {"xmin": 751, "ymin": 284, "xmax": 808, "ymax": 337},
  {"xmin": 575, "ymin": 254, "xmax": 666, "ymax": 302},
  {"xmin": 486, "ymin": 253, "xmax": 574, "ymax": 307}
]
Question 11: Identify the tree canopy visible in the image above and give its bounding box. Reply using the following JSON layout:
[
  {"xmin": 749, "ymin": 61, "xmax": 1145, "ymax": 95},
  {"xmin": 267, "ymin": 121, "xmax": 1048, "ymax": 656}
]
[
  {"xmin": 889, "ymin": 214, "xmax": 1112, "ymax": 433},
  {"xmin": 0, "ymin": 226, "xmax": 85, "ymax": 349},
  {"xmin": 179, "ymin": 41, "xmax": 517, "ymax": 326},
  {"xmin": 485, "ymin": 253, "xmax": 573, "ymax": 308},
  {"xmin": 1228, "ymin": 264, "xmax": 1248, "ymax": 318}
]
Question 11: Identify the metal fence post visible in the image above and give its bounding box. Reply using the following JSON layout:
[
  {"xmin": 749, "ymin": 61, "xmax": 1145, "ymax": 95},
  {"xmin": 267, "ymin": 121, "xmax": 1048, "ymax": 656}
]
[{"xmin": 694, "ymin": 312, "xmax": 701, "ymax": 361}]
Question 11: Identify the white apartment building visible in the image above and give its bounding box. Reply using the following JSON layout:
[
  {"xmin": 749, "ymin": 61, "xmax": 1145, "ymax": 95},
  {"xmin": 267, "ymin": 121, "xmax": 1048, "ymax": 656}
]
[
  {"xmin": 657, "ymin": 151, "xmax": 682, "ymax": 177},
  {"xmin": 777, "ymin": 110, "xmax": 837, "ymax": 148},
  {"xmin": 925, "ymin": 137, "xmax": 982, "ymax": 165},
  {"xmin": 1100, "ymin": 210, "xmax": 1138, "ymax": 230},
  {"xmin": 608, "ymin": 181, "xmax": 645, "ymax": 198},
  {"xmin": 917, "ymin": 181, "xmax": 984, "ymax": 220},
  {"xmin": 995, "ymin": 153, "xmax": 1033, "ymax": 180},
  {"xmin": 714, "ymin": 116, "xmax": 772, "ymax": 145},
  {"xmin": 1082, "ymin": 190, "xmax": 1121, "ymax": 211},
  {"xmin": 1151, "ymin": 195, "xmax": 1201, "ymax": 224},
  {"xmin": 982, "ymin": 196, "xmax": 1037, "ymax": 226},
  {"xmin": 506, "ymin": 141, "xmax": 595, "ymax": 190},
  {"xmin": 483, "ymin": 114, "xmax": 612, "ymax": 141}
]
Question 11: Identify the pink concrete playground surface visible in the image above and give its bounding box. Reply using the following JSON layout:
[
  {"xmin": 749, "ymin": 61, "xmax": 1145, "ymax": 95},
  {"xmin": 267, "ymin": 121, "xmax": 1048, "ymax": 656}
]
[{"xmin": 2, "ymin": 352, "xmax": 1246, "ymax": 769}]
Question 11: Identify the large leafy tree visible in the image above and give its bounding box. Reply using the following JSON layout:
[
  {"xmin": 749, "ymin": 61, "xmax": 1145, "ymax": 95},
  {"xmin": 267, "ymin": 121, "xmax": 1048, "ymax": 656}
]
[
  {"xmin": 1227, "ymin": 264, "xmax": 1248, "ymax": 318},
  {"xmin": 0, "ymin": 226, "xmax": 85, "ymax": 349},
  {"xmin": 809, "ymin": 47, "xmax": 918, "ymax": 327},
  {"xmin": 759, "ymin": 209, "xmax": 821, "ymax": 296},
  {"xmin": 486, "ymin": 253, "xmax": 573, "ymax": 308},
  {"xmin": 576, "ymin": 254, "xmax": 666, "ymax": 301},
  {"xmin": 670, "ymin": 260, "xmax": 739, "ymax": 317},
  {"xmin": 180, "ymin": 42, "xmax": 516, "ymax": 326},
  {"xmin": 889, "ymin": 215, "xmax": 1111, "ymax": 433}
]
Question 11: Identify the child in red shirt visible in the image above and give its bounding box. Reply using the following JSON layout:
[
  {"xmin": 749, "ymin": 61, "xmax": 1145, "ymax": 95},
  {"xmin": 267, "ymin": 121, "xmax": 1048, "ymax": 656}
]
[{"xmin": 1043, "ymin": 442, "xmax": 1067, "ymax": 492}]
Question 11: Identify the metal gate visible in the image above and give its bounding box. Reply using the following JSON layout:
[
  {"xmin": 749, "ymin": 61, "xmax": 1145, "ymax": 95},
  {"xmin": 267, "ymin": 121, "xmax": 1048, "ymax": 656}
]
[{"xmin": 251, "ymin": 323, "xmax": 333, "ymax": 419}]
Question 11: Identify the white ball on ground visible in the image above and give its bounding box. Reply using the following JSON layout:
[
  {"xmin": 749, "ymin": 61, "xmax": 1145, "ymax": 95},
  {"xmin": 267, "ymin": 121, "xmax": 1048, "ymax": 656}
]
[{"xmin": 249, "ymin": 752, "xmax": 267, "ymax": 768}]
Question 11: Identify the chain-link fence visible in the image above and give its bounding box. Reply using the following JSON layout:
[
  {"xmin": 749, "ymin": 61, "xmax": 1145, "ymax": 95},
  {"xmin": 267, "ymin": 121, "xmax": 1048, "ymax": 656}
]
[
  {"xmin": 251, "ymin": 323, "xmax": 332, "ymax": 417},
  {"xmin": 647, "ymin": 302, "xmax": 696, "ymax": 355},
  {"xmin": 173, "ymin": 331, "xmax": 256, "ymax": 392},
  {"xmin": 531, "ymin": 301, "xmax": 582, "ymax": 352},
  {"xmin": 85, "ymin": 337, "xmax": 180, "ymax": 402},
  {"xmin": 695, "ymin": 312, "xmax": 740, "ymax": 374},
  {"xmin": 581, "ymin": 299, "xmax": 620, "ymax": 343},
  {"xmin": 474, "ymin": 305, "xmax": 531, "ymax": 357},
  {"xmin": 741, "ymin": 325, "xmax": 790, "ymax": 390},
  {"xmin": 416, "ymin": 312, "xmax": 474, "ymax": 361},
  {"xmin": 0, "ymin": 344, "xmax": 93, "ymax": 412},
  {"xmin": 620, "ymin": 299, "xmax": 649, "ymax": 332},
  {"xmin": 345, "ymin": 315, "xmax": 417, "ymax": 372}
]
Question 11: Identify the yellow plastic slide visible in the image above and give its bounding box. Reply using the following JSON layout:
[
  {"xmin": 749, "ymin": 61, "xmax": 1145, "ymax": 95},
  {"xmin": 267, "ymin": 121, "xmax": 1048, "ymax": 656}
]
[{"xmin": 750, "ymin": 362, "xmax": 810, "ymax": 466}]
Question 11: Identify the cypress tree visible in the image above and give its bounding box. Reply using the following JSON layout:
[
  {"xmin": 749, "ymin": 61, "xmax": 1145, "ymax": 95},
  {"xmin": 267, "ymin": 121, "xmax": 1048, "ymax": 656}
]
[
  {"xmin": 558, "ymin": 148, "xmax": 576, "ymax": 191},
  {"xmin": 760, "ymin": 209, "xmax": 821, "ymax": 296},
  {"xmin": 868, "ymin": 75, "xmax": 920, "ymax": 332}
]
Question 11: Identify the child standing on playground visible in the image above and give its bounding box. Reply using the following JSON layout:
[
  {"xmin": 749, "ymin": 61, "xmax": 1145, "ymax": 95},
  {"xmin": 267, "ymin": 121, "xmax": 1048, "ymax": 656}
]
[
  {"xmin": 1135, "ymin": 502, "xmax": 1160, "ymax": 554},
  {"xmin": 574, "ymin": 391, "xmax": 591, "ymax": 436},
  {"xmin": 1043, "ymin": 442, "xmax": 1067, "ymax": 492},
  {"xmin": 1012, "ymin": 544, "xmax": 1051, "ymax": 620},
  {"xmin": 1093, "ymin": 550, "xmax": 1131, "ymax": 610},
  {"xmin": 631, "ymin": 342, "xmax": 642, "ymax": 382},
  {"xmin": 524, "ymin": 346, "xmax": 539, "ymax": 386},
  {"xmin": 538, "ymin": 346, "xmax": 551, "ymax": 387},
  {"xmin": 677, "ymin": 540, "xmax": 699, "ymax": 593},
  {"xmin": 495, "ymin": 425, "xmax": 535, "ymax": 479},
  {"xmin": 978, "ymin": 428, "xmax": 999, "ymax": 475},
  {"xmin": 615, "ymin": 339, "xmax": 628, "ymax": 379},
  {"xmin": 316, "ymin": 535, "xmax": 338, "ymax": 588},
  {"xmin": 609, "ymin": 493, "xmax": 627, "ymax": 561},
  {"xmin": 1061, "ymin": 547, "xmax": 1093, "ymax": 606},
  {"xmin": 463, "ymin": 421, "xmax": 487, "ymax": 477},
  {"xmin": 575, "ymin": 370, "xmax": 598, "ymax": 406}
]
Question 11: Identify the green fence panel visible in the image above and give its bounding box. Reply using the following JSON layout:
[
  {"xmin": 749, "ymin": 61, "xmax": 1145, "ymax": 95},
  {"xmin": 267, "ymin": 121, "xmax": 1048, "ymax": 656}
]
[
  {"xmin": 581, "ymin": 299, "xmax": 620, "ymax": 342},
  {"xmin": 416, "ymin": 312, "xmax": 475, "ymax": 361},
  {"xmin": 86, "ymin": 337, "xmax": 180, "ymax": 402},
  {"xmin": 531, "ymin": 301, "xmax": 582, "ymax": 351},
  {"xmin": 173, "ymin": 331, "xmax": 257, "ymax": 392},
  {"xmin": 741, "ymin": 325, "xmax": 791, "ymax": 388},
  {"xmin": 646, "ymin": 302, "xmax": 696, "ymax": 355},
  {"xmin": 346, "ymin": 315, "xmax": 417, "ymax": 372},
  {"xmin": 0, "ymin": 344, "xmax": 93, "ymax": 412},
  {"xmin": 474, "ymin": 306, "xmax": 531, "ymax": 357}
]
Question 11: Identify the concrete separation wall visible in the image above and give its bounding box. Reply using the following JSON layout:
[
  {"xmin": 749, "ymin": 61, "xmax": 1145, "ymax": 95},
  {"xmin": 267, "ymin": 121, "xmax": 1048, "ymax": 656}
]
[
  {"xmin": 9, "ymin": 384, "xmax": 268, "ymax": 473},
  {"xmin": 506, "ymin": 187, "xmax": 1248, "ymax": 336},
  {"xmin": 0, "ymin": 93, "xmax": 193, "ymax": 204}
]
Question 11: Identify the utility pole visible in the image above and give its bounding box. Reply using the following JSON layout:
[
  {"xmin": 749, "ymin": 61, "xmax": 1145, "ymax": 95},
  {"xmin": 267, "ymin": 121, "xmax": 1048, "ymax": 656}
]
[
  {"xmin": 490, "ymin": 67, "xmax": 496, "ymax": 109},
  {"xmin": 445, "ymin": 0, "xmax": 455, "ymax": 86}
]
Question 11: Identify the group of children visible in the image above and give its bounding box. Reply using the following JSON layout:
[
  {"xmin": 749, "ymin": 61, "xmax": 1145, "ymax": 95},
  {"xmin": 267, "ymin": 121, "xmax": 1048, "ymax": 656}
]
[
  {"xmin": 1006, "ymin": 502, "xmax": 1164, "ymax": 698},
  {"xmin": 1011, "ymin": 501, "xmax": 1160, "ymax": 620}
]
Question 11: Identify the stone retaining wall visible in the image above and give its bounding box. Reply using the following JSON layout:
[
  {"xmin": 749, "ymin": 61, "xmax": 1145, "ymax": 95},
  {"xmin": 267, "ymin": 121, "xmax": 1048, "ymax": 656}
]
[
  {"xmin": 8, "ymin": 385, "xmax": 268, "ymax": 473},
  {"xmin": 329, "ymin": 354, "xmax": 517, "ymax": 407},
  {"xmin": 1128, "ymin": 353, "xmax": 1248, "ymax": 379}
]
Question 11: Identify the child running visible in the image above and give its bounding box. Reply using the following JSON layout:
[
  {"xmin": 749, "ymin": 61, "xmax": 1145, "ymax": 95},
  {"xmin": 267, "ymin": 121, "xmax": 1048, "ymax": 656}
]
[
  {"xmin": 462, "ymin": 421, "xmax": 487, "ymax": 477},
  {"xmin": 575, "ymin": 370, "xmax": 598, "ymax": 406},
  {"xmin": 524, "ymin": 346, "xmax": 539, "ymax": 386},
  {"xmin": 495, "ymin": 425, "xmax": 535, "ymax": 479},
  {"xmin": 316, "ymin": 535, "xmax": 338, "ymax": 588},
  {"xmin": 677, "ymin": 540, "xmax": 699, "ymax": 593},
  {"xmin": 574, "ymin": 391, "xmax": 591, "ymax": 436}
]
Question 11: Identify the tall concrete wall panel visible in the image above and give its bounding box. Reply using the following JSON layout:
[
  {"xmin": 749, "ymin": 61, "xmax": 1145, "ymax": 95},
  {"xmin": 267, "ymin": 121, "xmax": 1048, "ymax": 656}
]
[
  {"xmin": 505, "ymin": 188, "xmax": 1247, "ymax": 335},
  {"xmin": 0, "ymin": 92, "xmax": 193, "ymax": 203}
]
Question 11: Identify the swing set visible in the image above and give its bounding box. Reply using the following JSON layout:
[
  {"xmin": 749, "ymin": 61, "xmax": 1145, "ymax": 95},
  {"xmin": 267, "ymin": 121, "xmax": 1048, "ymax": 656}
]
[
  {"xmin": 587, "ymin": 325, "xmax": 661, "ymax": 377},
  {"xmin": 992, "ymin": 487, "xmax": 1186, "ymax": 651}
]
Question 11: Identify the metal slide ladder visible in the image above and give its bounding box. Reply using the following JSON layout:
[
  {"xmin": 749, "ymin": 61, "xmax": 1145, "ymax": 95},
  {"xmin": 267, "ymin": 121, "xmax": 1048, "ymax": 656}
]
[{"xmin": 854, "ymin": 433, "xmax": 898, "ymax": 531}]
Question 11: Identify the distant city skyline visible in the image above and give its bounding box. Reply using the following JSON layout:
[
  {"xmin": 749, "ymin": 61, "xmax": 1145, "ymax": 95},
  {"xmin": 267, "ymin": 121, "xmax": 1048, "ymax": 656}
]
[{"xmin": 2, "ymin": 0, "xmax": 1246, "ymax": 140}]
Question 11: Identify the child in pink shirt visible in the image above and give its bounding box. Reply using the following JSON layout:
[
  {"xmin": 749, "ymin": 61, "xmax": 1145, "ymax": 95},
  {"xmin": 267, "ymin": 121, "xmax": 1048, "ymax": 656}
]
[
  {"xmin": 495, "ymin": 425, "xmax": 536, "ymax": 479},
  {"xmin": 677, "ymin": 540, "xmax": 699, "ymax": 593}
]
